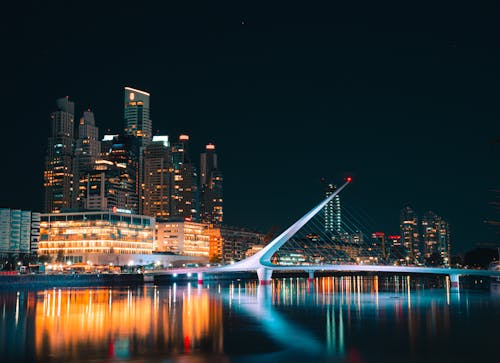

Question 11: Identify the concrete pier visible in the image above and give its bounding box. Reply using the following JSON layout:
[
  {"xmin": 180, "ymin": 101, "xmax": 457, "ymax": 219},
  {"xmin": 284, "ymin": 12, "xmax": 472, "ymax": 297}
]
[{"xmin": 257, "ymin": 268, "xmax": 273, "ymax": 285}]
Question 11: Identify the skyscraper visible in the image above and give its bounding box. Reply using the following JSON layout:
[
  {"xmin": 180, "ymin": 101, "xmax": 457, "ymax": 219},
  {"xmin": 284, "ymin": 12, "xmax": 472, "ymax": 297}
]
[
  {"xmin": 400, "ymin": 205, "xmax": 420, "ymax": 264},
  {"xmin": 141, "ymin": 136, "xmax": 172, "ymax": 220},
  {"xmin": 72, "ymin": 109, "xmax": 100, "ymax": 207},
  {"xmin": 123, "ymin": 87, "xmax": 152, "ymax": 146},
  {"xmin": 76, "ymin": 135, "xmax": 139, "ymax": 213},
  {"xmin": 200, "ymin": 143, "xmax": 223, "ymax": 224},
  {"xmin": 322, "ymin": 180, "xmax": 341, "ymax": 237},
  {"xmin": 43, "ymin": 97, "xmax": 75, "ymax": 212},
  {"xmin": 421, "ymin": 210, "xmax": 451, "ymax": 266},
  {"xmin": 170, "ymin": 135, "xmax": 199, "ymax": 221}
]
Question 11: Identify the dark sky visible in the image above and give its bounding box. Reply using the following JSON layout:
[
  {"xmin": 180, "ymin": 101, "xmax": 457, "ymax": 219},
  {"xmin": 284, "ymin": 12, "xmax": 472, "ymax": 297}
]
[{"xmin": 2, "ymin": 1, "xmax": 499, "ymax": 253}]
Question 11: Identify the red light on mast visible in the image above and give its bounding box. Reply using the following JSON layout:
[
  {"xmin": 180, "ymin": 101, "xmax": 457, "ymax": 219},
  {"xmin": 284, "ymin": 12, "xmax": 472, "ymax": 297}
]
[{"xmin": 346, "ymin": 177, "xmax": 352, "ymax": 182}]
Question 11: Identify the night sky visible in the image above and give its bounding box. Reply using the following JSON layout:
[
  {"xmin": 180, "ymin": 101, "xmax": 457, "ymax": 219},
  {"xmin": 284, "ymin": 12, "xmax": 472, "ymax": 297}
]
[{"xmin": 2, "ymin": 1, "xmax": 499, "ymax": 253}]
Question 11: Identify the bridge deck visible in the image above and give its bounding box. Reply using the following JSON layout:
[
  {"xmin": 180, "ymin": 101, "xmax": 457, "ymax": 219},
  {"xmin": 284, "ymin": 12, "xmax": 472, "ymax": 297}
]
[{"xmin": 150, "ymin": 264, "xmax": 500, "ymax": 277}]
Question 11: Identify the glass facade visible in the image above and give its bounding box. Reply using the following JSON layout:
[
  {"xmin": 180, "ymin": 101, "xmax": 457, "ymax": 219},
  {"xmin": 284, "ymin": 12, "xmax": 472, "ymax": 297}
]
[{"xmin": 39, "ymin": 212, "xmax": 155, "ymax": 256}]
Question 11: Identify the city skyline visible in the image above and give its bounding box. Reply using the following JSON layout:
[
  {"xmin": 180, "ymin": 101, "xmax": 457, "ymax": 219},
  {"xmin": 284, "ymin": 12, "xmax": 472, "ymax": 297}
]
[{"xmin": 2, "ymin": 1, "xmax": 499, "ymax": 253}]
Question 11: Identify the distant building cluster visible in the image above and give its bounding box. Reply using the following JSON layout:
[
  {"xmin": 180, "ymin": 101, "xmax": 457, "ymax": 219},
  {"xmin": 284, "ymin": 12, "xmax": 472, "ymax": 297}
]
[
  {"xmin": 43, "ymin": 89, "xmax": 222, "ymax": 223},
  {"xmin": 274, "ymin": 182, "xmax": 452, "ymax": 268},
  {"xmin": 0, "ymin": 88, "xmax": 451, "ymax": 269},
  {"xmin": 0, "ymin": 87, "xmax": 264, "ymax": 268}
]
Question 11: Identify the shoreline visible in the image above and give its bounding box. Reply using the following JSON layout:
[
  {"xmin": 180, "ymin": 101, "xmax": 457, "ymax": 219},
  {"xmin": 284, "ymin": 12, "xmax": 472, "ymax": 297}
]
[{"xmin": 0, "ymin": 270, "xmax": 494, "ymax": 290}]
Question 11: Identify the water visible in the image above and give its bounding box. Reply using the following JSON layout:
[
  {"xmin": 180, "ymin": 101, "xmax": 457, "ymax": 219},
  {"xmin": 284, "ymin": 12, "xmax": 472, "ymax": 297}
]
[{"xmin": 1, "ymin": 276, "xmax": 499, "ymax": 363}]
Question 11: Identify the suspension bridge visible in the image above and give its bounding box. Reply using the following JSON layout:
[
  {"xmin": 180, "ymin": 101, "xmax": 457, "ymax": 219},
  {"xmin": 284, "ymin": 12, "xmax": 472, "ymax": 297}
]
[{"xmin": 151, "ymin": 178, "xmax": 500, "ymax": 291}]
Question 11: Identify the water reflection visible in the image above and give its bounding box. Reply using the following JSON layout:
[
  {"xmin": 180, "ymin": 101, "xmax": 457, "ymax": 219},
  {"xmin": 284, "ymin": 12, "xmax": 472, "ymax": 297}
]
[{"xmin": 0, "ymin": 276, "xmax": 498, "ymax": 363}]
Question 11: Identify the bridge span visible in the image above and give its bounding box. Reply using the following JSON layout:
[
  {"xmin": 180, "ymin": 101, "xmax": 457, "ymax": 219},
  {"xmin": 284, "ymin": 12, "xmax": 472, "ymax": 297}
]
[{"xmin": 149, "ymin": 178, "xmax": 500, "ymax": 291}]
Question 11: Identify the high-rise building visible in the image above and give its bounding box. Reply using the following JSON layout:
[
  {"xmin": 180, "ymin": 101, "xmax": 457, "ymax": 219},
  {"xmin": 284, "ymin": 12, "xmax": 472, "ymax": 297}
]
[
  {"xmin": 123, "ymin": 87, "xmax": 152, "ymax": 146},
  {"xmin": 72, "ymin": 109, "xmax": 101, "ymax": 207},
  {"xmin": 76, "ymin": 135, "xmax": 139, "ymax": 213},
  {"xmin": 371, "ymin": 232, "xmax": 387, "ymax": 260},
  {"xmin": 400, "ymin": 205, "xmax": 420, "ymax": 264},
  {"xmin": 200, "ymin": 144, "xmax": 223, "ymax": 224},
  {"xmin": 421, "ymin": 211, "xmax": 451, "ymax": 266},
  {"xmin": 141, "ymin": 136, "xmax": 171, "ymax": 220},
  {"xmin": 387, "ymin": 235, "xmax": 405, "ymax": 263},
  {"xmin": 44, "ymin": 97, "xmax": 75, "ymax": 212},
  {"xmin": 322, "ymin": 180, "xmax": 341, "ymax": 237},
  {"xmin": 170, "ymin": 135, "xmax": 199, "ymax": 221}
]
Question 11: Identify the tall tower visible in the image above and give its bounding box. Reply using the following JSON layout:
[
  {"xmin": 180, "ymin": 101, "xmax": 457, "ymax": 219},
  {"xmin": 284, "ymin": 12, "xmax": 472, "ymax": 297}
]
[
  {"xmin": 43, "ymin": 97, "xmax": 75, "ymax": 213},
  {"xmin": 200, "ymin": 143, "xmax": 223, "ymax": 224},
  {"xmin": 77, "ymin": 135, "xmax": 139, "ymax": 213},
  {"xmin": 141, "ymin": 136, "xmax": 171, "ymax": 220},
  {"xmin": 322, "ymin": 180, "xmax": 341, "ymax": 237},
  {"xmin": 170, "ymin": 135, "xmax": 199, "ymax": 221},
  {"xmin": 421, "ymin": 210, "xmax": 451, "ymax": 267},
  {"xmin": 72, "ymin": 109, "xmax": 100, "ymax": 207},
  {"xmin": 400, "ymin": 205, "xmax": 420, "ymax": 264},
  {"xmin": 123, "ymin": 86, "xmax": 152, "ymax": 146}
]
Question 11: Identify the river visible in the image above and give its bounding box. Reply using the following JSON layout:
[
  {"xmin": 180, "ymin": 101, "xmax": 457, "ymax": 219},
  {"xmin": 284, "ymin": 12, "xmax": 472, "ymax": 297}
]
[{"xmin": 1, "ymin": 275, "xmax": 499, "ymax": 362}]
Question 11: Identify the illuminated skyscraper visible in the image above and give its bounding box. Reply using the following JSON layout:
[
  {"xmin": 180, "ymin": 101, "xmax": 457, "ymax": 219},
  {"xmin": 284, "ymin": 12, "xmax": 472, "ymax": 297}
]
[
  {"xmin": 421, "ymin": 210, "xmax": 451, "ymax": 267},
  {"xmin": 322, "ymin": 180, "xmax": 341, "ymax": 237},
  {"xmin": 141, "ymin": 136, "xmax": 171, "ymax": 219},
  {"xmin": 170, "ymin": 135, "xmax": 199, "ymax": 220},
  {"xmin": 123, "ymin": 87, "xmax": 152, "ymax": 146},
  {"xmin": 43, "ymin": 97, "xmax": 75, "ymax": 212},
  {"xmin": 200, "ymin": 143, "xmax": 223, "ymax": 224},
  {"xmin": 76, "ymin": 135, "xmax": 139, "ymax": 213},
  {"xmin": 400, "ymin": 205, "xmax": 420, "ymax": 264},
  {"xmin": 72, "ymin": 109, "xmax": 100, "ymax": 207}
]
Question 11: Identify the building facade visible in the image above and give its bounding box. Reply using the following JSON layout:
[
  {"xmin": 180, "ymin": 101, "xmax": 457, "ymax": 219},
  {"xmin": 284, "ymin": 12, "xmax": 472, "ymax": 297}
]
[
  {"xmin": 170, "ymin": 135, "xmax": 199, "ymax": 221},
  {"xmin": 39, "ymin": 211, "xmax": 155, "ymax": 262},
  {"xmin": 72, "ymin": 110, "xmax": 100, "ymax": 207},
  {"xmin": 141, "ymin": 136, "xmax": 171, "ymax": 219},
  {"xmin": 400, "ymin": 205, "xmax": 420, "ymax": 264},
  {"xmin": 323, "ymin": 180, "xmax": 341, "ymax": 237},
  {"xmin": 123, "ymin": 87, "xmax": 152, "ymax": 146},
  {"xmin": 0, "ymin": 208, "xmax": 41, "ymax": 255},
  {"xmin": 421, "ymin": 210, "xmax": 451, "ymax": 267},
  {"xmin": 44, "ymin": 97, "xmax": 75, "ymax": 212},
  {"xmin": 200, "ymin": 144, "xmax": 223, "ymax": 224},
  {"xmin": 155, "ymin": 220, "xmax": 210, "ymax": 257},
  {"xmin": 76, "ymin": 135, "xmax": 140, "ymax": 212}
]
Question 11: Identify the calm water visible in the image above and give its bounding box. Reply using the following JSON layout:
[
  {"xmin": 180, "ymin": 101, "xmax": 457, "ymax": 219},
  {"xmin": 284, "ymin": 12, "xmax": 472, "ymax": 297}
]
[{"xmin": 1, "ymin": 276, "xmax": 499, "ymax": 363}]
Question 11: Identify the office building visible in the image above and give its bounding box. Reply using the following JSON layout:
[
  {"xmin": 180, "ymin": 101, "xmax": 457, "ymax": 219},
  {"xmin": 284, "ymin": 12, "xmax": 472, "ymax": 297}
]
[
  {"xmin": 371, "ymin": 232, "xmax": 387, "ymax": 260},
  {"xmin": 200, "ymin": 143, "xmax": 223, "ymax": 224},
  {"xmin": 218, "ymin": 227, "xmax": 264, "ymax": 263},
  {"xmin": 43, "ymin": 97, "xmax": 75, "ymax": 212},
  {"xmin": 421, "ymin": 211, "xmax": 451, "ymax": 267},
  {"xmin": 39, "ymin": 211, "xmax": 155, "ymax": 263},
  {"xmin": 155, "ymin": 220, "xmax": 210, "ymax": 257},
  {"xmin": 72, "ymin": 109, "xmax": 101, "ymax": 207},
  {"xmin": 400, "ymin": 205, "xmax": 421, "ymax": 264},
  {"xmin": 141, "ymin": 136, "xmax": 171, "ymax": 219},
  {"xmin": 322, "ymin": 180, "xmax": 341, "ymax": 237},
  {"xmin": 75, "ymin": 135, "xmax": 139, "ymax": 212},
  {"xmin": 170, "ymin": 135, "xmax": 199, "ymax": 220},
  {"xmin": 387, "ymin": 235, "xmax": 405, "ymax": 263},
  {"xmin": 123, "ymin": 87, "xmax": 152, "ymax": 146}
]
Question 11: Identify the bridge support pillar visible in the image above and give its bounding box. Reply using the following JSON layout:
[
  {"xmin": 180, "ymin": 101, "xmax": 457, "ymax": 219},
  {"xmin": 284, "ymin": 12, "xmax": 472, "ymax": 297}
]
[
  {"xmin": 308, "ymin": 271, "xmax": 315, "ymax": 282},
  {"xmin": 197, "ymin": 272, "xmax": 204, "ymax": 285},
  {"xmin": 257, "ymin": 268, "xmax": 273, "ymax": 285},
  {"xmin": 449, "ymin": 274, "xmax": 460, "ymax": 292}
]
